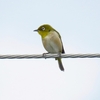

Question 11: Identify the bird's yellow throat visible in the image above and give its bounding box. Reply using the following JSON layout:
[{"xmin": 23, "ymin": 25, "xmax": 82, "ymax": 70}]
[{"xmin": 38, "ymin": 31, "xmax": 49, "ymax": 38}]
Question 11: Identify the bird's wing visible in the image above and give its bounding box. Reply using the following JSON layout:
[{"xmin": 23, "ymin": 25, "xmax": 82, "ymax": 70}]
[{"xmin": 54, "ymin": 29, "xmax": 65, "ymax": 53}]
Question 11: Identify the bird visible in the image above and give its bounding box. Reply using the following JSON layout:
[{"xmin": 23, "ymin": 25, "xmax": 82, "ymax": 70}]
[{"xmin": 34, "ymin": 24, "xmax": 65, "ymax": 71}]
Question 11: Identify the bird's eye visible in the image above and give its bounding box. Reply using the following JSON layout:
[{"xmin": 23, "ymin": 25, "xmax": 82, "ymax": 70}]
[{"xmin": 41, "ymin": 27, "xmax": 45, "ymax": 31}]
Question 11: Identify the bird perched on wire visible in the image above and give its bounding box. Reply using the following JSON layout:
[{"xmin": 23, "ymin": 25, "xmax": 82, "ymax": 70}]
[{"xmin": 34, "ymin": 24, "xmax": 65, "ymax": 71}]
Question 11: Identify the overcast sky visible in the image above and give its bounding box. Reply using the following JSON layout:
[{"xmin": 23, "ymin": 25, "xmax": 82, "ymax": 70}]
[{"xmin": 0, "ymin": 0, "xmax": 100, "ymax": 100}]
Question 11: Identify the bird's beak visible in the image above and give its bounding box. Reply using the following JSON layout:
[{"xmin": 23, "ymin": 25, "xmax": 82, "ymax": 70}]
[{"xmin": 34, "ymin": 29, "xmax": 38, "ymax": 32}]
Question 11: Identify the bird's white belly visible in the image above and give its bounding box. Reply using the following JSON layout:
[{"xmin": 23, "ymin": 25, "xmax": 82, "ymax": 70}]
[
  {"xmin": 44, "ymin": 39, "xmax": 59, "ymax": 53},
  {"xmin": 42, "ymin": 32, "xmax": 62, "ymax": 53}
]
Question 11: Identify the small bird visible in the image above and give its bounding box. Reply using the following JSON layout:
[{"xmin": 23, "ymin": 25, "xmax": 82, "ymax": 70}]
[{"xmin": 34, "ymin": 24, "xmax": 65, "ymax": 71}]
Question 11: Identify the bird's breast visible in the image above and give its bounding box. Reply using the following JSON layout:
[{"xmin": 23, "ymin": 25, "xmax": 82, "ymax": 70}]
[{"xmin": 42, "ymin": 31, "xmax": 62, "ymax": 53}]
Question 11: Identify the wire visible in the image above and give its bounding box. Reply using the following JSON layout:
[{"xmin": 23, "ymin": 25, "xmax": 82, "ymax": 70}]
[{"xmin": 0, "ymin": 54, "xmax": 100, "ymax": 59}]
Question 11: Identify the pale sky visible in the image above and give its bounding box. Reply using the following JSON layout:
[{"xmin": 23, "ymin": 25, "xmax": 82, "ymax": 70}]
[{"xmin": 0, "ymin": 0, "xmax": 100, "ymax": 100}]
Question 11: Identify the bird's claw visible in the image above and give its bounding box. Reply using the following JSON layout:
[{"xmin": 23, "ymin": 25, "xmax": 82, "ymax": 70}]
[
  {"xmin": 58, "ymin": 53, "xmax": 61, "ymax": 58},
  {"xmin": 42, "ymin": 53, "xmax": 49, "ymax": 59}
]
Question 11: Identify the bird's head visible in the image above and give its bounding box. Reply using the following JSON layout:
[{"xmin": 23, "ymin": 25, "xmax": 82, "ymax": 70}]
[{"xmin": 34, "ymin": 24, "xmax": 54, "ymax": 38}]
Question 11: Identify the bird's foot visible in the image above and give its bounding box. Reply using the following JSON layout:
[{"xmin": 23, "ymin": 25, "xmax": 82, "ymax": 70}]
[
  {"xmin": 58, "ymin": 53, "xmax": 61, "ymax": 58},
  {"xmin": 55, "ymin": 53, "xmax": 61, "ymax": 60},
  {"xmin": 42, "ymin": 53, "xmax": 49, "ymax": 59}
]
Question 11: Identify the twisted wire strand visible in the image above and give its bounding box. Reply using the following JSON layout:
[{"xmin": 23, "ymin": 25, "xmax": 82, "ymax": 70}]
[{"xmin": 0, "ymin": 54, "xmax": 100, "ymax": 59}]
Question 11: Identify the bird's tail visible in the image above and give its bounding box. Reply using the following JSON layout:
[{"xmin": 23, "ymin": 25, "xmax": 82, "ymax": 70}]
[{"xmin": 56, "ymin": 58, "xmax": 64, "ymax": 71}]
